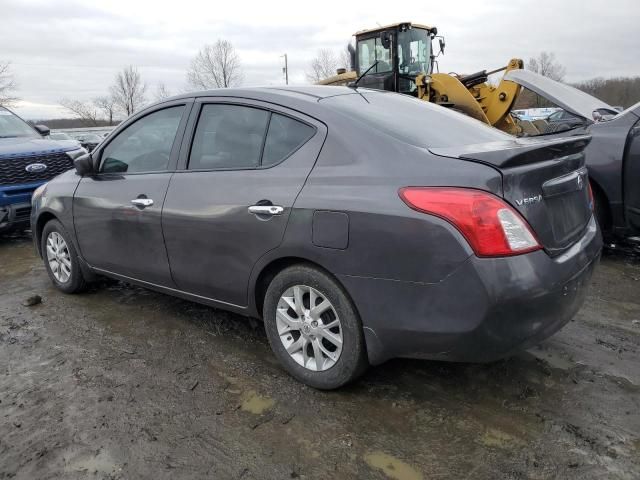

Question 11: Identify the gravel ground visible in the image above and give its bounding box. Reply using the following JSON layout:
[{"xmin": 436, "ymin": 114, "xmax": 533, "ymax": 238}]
[{"xmin": 1, "ymin": 232, "xmax": 639, "ymax": 480}]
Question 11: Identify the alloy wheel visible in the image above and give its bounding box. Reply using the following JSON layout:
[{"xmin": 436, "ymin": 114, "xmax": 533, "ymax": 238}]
[
  {"xmin": 46, "ymin": 231, "xmax": 72, "ymax": 283},
  {"xmin": 276, "ymin": 285, "xmax": 343, "ymax": 372}
]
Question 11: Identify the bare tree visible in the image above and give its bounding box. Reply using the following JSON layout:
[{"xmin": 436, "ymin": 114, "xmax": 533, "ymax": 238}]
[
  {"xmin": 515, "ymin": 51, "xmax": 568, "ymax": 108},
  {"xmin": 110, "ymin": 65, "xmax": 147, "ymax": 117},
  {"xmin": 154, "ymin": 82, "xmax": 172, "ymax": 101},
  {"xmin": 306, "ymin": 49, "xmax": 343, "ymax": 83},
  {"xmin": 59, "ymin": 98, "xmax": 100, "ymax": 126},
  {"xmin": 527, "ymin": 51, "xmax": 566, "ymax": 81},
  {"xmin": 93, "ymin": 95, "xmax": 117, "ymax": 126},
  {"xmin": 0, "ymin": 61, "xmax": 19, "ymax": 107},
  {"xmin": 187, "ymin": 40, "xmax": 243, "ymax": 89},
  {"xmin": 574, "ymin": 76, "xmax": 640, "ymax": 109}
]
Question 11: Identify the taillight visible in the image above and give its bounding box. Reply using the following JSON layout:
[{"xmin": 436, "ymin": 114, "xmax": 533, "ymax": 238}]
[
  {"xmin": 399, "ymin": 187, "xmax": 541, "ymax": 257},
  {"xmin": 587, "ymin": 182, "xmax": 594, "ymax": 211}
]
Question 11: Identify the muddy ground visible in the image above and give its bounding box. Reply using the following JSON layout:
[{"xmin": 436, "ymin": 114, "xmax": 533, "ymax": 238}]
[{"xmin": 0, "ymin": 233, "xmax": 639, "ymax": 480}]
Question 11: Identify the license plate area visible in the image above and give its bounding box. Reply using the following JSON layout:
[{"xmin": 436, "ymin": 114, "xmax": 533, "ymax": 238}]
[{"xmin": 543, "ymin": 168, "xmax": 591, "ymax": 248}]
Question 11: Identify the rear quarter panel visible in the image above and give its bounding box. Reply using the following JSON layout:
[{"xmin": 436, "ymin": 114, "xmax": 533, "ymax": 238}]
[{"xmin": 250, "ymin": 116, "xmax": 503, "ymax": 292}]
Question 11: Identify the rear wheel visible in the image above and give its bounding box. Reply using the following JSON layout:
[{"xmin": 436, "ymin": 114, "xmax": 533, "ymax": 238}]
[
  {"xmin": 41, "ymin": 219, "xmax": 87, "ymax": 293},
  {"xmin": 263, "ymin": 265, "xmax": 368, "ymax": 389}
]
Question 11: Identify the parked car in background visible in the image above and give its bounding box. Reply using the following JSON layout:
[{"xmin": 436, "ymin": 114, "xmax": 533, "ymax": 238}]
[
  {"xmin": 0, "ymin": 106, "xmax": 85, "ymax": 234},
  {"xmin": 32, "ymin": 87, "xmax": 601, "ymax": 389},
  {"xmin": 506, "ymin": 70, "xmax": 640, "ymax": 238},
  {"xmin": 73, "ymin": 133, "xmax": 103, "ymax": 152},
  {"xmin": 544, "ymin": 109, "xmax": 584, "ymax": 132},
  {"xmin": 49, "ymin": 132, "xmax": 82, "ymax": 148},
  {"xmin": 512, "ymin": 107, "xmax": 560, "ymax": 121}
]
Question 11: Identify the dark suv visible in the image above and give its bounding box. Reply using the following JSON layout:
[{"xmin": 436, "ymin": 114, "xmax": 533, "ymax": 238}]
[{"xmin": 0, "ymin": 106, "xmax": 85, "ymax": 233}]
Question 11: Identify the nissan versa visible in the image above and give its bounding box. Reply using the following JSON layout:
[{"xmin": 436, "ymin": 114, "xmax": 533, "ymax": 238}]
[{"xmin": 31, "ymin": 86, "xmax": 602, "ymax": 389}]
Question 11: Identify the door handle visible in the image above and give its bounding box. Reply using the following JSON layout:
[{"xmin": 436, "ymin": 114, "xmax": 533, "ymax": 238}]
[
  {"xmin": 248, "ymin": 205, "xmax": 284, "ymax": 216},
  {"xmin": 131, "ymin": 198, "xmax": 154, "ymax": 208}
]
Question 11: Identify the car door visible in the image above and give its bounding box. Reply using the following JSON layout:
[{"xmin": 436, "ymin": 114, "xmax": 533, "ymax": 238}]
[
  {"xmin": 74, "ymin": 101, "xmax": 191, "ymax": 285},
  {"xmin": 162, "ymin": 99, "xmax": 326, "ymax": 306}
]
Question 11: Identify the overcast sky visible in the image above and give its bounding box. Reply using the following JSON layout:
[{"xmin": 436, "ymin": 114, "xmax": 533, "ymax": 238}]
[{"xmin": 3, "ymin": 0, "xmax": 639, "ymax": 119}]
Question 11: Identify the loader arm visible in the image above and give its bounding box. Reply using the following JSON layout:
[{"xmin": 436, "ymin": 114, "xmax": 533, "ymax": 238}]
[
  {"xmin": 418, "ymin": 58, "xmax": 524, "ymax": 134},
  {"xmin": 471, "ymin": 58, "xmax": 524, "ymax": 133}
]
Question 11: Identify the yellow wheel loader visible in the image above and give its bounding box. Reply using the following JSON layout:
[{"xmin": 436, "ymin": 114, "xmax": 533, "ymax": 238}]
[{"xmin": 318, "ymin": 22, "xmax": 524, "ymax": 135}]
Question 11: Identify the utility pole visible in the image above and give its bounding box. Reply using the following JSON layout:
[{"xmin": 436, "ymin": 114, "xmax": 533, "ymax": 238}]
[{"xmin": 281, "ymin": 53, "xmax": 288, "ymax": 85}]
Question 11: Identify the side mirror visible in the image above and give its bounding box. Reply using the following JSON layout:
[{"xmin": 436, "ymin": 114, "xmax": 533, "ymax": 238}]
[
  {"xmin": 34, "ymin": 124, "xmax": 50, "ymax": 137},
  {"xmin": 380, "ymin": 31, "xmax": 392, "ymax": 49},
  {"xmin": 438, "ymin": 37, "xmax": 446, "ymax": 56},
  {"xmin": 74, "ymin": 153, "xmax": 94, "ymax": 176}
]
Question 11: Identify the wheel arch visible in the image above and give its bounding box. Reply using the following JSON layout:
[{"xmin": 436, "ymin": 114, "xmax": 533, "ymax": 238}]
[
  {"xmin": 252, "ymin": 255, "xmax": 354, "ymax": 320},
  {"xmin": 34, "ymin": 210, "xmax": 59, "ymax": 258}
]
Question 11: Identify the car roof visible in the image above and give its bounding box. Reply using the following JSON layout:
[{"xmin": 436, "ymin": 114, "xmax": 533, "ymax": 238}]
[{"xmin": 166, "ymin": 85, "xmax": 365, "ymax": 104}]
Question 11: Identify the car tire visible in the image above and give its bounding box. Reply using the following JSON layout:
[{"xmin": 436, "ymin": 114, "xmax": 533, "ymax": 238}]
[
  {"xmin": 263, "ymin": 264, "xmax": 368, "ymax": 389},
  {"xmin": 41, "ymin": 219, "xmax": 87, "ymax": 294}
]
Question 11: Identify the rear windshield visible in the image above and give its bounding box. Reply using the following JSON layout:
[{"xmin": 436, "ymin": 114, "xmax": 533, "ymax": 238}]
[{"xmin": 320, "ymin": 91, "xmax": 511, "ymax": 148}]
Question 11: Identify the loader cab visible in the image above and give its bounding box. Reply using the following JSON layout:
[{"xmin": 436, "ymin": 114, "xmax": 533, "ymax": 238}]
[{"xmin": 354, "ymin": 22, "xmax": 436, "ymax": 95}]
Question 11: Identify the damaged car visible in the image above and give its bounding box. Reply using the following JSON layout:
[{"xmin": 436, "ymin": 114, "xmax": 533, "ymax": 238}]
[
  {"xmin": 32, "ymin": 87, "xmax": 601, "ymax": 389},
  {"xmin": 506, "ymin": 70, "xmax": 640, "ymax": 239}
]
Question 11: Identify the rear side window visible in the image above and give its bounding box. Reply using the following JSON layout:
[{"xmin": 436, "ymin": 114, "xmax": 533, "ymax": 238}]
[
  {"xmin": 262, "ymin": 113, "xmax": 315, "ymax": 167},
  {"xmin": 321, "ymin": 92, "xmax": 511, "ymax": 148},
  {"xmin": 189, "ymin": 105, "xmax": 269, "ymax": 170}
]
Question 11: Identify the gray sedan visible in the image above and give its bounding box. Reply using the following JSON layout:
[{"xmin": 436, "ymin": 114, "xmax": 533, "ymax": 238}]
[{"xmin": 31, "ymin": 86, "xmax": 601, "ymax": 389}]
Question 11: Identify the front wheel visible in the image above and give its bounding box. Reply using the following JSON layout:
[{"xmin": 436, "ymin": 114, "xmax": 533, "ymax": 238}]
[
  {"xmin": 41, "ymin": 219, "xmax": 87, "ymax": 293},
  {"xmin": 263, "ymin": 265, "xmax": 368, "ymax": 389}
]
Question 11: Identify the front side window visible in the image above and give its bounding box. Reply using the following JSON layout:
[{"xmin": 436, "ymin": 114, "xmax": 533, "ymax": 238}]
[
  {"xmin": 101, "ymin": 106, "xmax": 184, "ymax": 174},
  {"xmin": 189, "ymin": 105, "xmax": 269, "ymax": 170},
  {"xmin": 357, "ymin": 37, "xmax": 392, "ymax": 75}
]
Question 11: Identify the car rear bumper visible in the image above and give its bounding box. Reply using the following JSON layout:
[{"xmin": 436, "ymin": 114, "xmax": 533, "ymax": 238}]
[{"xmin": 338, "ymin": 215, "xmax": 602, "ymax": 365}]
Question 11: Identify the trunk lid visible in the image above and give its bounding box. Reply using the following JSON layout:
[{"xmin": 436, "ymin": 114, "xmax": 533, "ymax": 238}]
[
  {"xmin": 430, "ymin": 135, "xmax": 593, "ymax": 255},
  {"xmin": 504, "ymin": 70, "xmax": 619, "ymax": 121}
]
